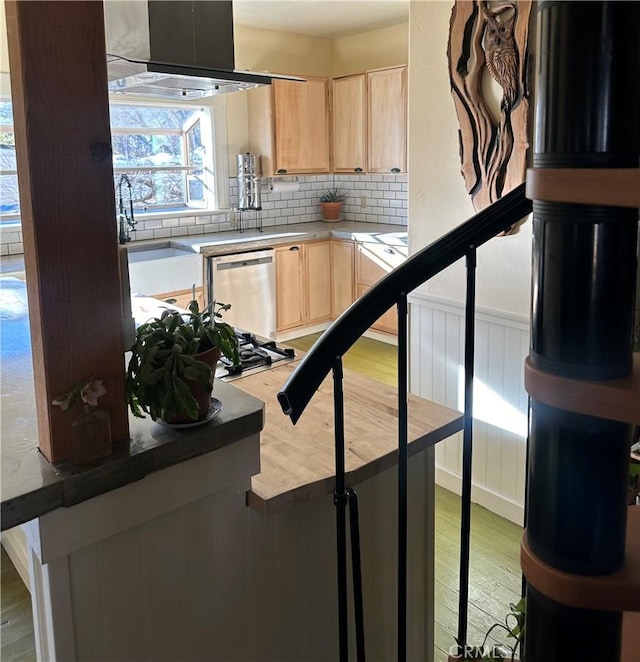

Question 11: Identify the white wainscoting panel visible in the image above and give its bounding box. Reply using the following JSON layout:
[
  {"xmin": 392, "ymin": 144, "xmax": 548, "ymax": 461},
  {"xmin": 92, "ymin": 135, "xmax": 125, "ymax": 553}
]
[
  {"xmin": 30, "ymin": 448, "xmax": 434, "ymax": 661},
  {"xmin": 409, "ymin": 292, "xmax": 529, "ymax": 525}
]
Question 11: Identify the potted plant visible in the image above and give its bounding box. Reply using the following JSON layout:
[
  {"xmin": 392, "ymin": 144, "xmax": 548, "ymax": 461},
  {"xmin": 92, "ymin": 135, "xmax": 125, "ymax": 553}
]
[
  {"xmin": 320, "ymin": 188, "xmax": 346, "ymax": 222},
  {"xmin": 449, "ymin": 598, "xmax": 525, "ymax": 661},
  {"xmin": 126, "ymin": 300, "xmax": 240, "ymax": 424}
]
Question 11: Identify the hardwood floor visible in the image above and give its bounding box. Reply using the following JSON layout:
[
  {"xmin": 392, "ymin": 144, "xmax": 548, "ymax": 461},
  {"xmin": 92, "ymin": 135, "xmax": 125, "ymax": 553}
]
[
  {"xmin": 288, "ymin": 332, "xmax": 523, "ymax": 661},
  {"xmin": 1, "ymin": 547, "xmax": 35, "ymax": 662},
  {"xmin": 0, "ymin": 333, "xmax": 522, "ymax": 662},
  {"xmin": 287, "ymin": 332, "xmax": 398, "ymax": 387}
]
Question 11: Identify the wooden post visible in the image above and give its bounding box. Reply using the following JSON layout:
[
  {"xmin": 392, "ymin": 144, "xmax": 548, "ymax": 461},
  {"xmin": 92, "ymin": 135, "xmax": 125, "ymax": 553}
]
[{"xmin": 5, "ymin": 1, "xmax": 129, "ymax": 462}]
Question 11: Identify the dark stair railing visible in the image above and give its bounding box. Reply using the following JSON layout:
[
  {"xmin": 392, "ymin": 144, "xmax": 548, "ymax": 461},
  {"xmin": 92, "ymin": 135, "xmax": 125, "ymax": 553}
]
[{"xmin": 278, "ymin": 182, "xmax": 532, "ymax": 661}]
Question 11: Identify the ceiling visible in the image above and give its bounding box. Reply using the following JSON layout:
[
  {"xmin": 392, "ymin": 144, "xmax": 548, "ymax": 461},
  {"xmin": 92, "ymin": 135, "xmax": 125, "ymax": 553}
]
[{"xmin": 233, "ymin": 0, "xmax": 409, "ymax": 39}]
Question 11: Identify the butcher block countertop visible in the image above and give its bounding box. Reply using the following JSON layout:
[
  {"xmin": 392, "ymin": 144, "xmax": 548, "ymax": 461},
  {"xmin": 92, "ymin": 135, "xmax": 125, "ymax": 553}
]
[{"xmin": 232, "ymin": 357, "xmax": 464, "ymax": 515}]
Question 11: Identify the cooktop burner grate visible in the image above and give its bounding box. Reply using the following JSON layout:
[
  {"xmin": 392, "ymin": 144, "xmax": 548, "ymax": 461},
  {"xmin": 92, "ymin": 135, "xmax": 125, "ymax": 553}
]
[{"xmin": 217, "ymin": 331, "xmax": 295, "ymax": 379}]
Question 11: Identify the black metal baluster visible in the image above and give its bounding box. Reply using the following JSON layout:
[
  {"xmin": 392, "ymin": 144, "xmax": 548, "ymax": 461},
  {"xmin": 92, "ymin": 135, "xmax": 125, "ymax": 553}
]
[
  {"xmin": 397, "ymin": 293, "xmax": 408, "ymax": 661},
  {"xmin": 347, "ymin": 488, "xmax": 366, "ymax": 661},
  {"xmin": 457, "ymin": 246, "xmax": 476, "ymax": 651},
  {"xmin": 333, "ymin": 356, "xmax": 349, "ymax": 662}
]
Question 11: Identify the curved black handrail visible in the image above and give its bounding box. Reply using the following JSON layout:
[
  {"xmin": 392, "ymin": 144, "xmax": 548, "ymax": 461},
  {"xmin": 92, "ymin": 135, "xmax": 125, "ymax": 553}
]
[{"xmin": 278, "ymin": 182, "xmax": 532, "ymax": 423}]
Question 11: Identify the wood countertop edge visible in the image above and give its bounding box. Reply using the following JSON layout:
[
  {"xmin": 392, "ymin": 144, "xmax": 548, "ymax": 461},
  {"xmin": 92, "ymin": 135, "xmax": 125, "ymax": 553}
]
[
  {"xmin": 247, "ymin": 413, "xmax": 463, "ymax": 516},
  {"xmin": 1, "ymin": 382, "xmax": 265, "ymax": 530}
]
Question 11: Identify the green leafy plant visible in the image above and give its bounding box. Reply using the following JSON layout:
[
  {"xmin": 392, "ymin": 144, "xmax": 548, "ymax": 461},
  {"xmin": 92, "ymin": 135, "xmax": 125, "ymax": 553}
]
[
  {"xmin": 126, "ymin": 300, "xmax": 239, "ymax": 422},
  {"xmin": 320, "ymin": 188, "xmax": 346, "ymax": 203},
  {"xmin": 453, "ymin": 598, "xmax": 525, "ymax": 660}
]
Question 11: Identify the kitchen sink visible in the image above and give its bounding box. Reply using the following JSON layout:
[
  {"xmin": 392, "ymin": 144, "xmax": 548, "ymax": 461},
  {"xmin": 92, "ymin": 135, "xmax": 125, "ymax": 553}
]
[
  {"xmin": 127, "ymin": 246, "xmax": 196, "ymax": 263},
  {"xmin": 127, "ymin": 244, "xmax": 203, "ymax": 295}
]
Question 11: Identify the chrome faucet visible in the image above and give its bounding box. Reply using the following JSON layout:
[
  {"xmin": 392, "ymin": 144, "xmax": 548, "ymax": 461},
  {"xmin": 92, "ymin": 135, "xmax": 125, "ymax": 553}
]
[{"xmin": 117, "ymin": 174, "xmax": 136, "ymax": 245}]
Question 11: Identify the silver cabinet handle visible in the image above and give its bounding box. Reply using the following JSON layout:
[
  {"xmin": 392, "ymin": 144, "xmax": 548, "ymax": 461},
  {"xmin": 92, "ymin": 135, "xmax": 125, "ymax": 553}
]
[{"xmin": 383, "ymin": 248, "xmax": 395, "ymax": 254}]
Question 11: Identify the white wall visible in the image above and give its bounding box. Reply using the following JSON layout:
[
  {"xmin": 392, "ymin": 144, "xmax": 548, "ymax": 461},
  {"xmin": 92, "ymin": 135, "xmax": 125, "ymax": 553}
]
[
  {"xmin": 408, "ymin": 1, "xmax": 532, "ymax": 523},
  {"xmin": 332, "ymin": 22, "xmax": 408, "ymax": 76},
  {"xmin": 408, "ymin": 1, "xmax": 532, "ymax": 317}
]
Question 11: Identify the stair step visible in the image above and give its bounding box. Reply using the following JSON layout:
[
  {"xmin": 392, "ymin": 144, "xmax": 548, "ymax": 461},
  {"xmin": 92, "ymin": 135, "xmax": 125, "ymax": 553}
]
[
  {"xmin": 521, "ymin": 506, "xmax": 640, "ymax": 613},
  {"xmin": 527, "ymin": 167, "xmax": 640, "ymax": 208},
  {"xmin": 524, "ymin": 354, "xmax": 640, "ymax": 425}
]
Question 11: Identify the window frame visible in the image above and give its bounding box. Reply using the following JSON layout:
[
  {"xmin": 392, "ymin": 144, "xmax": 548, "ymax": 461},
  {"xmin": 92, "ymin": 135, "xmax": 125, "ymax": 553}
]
[
  {"xmin": 109, "ymin": 101, "xmax": 216, "ymax": 213},
  {"xmin": 0, "ymin": 95, "xmax": 229, "ymax": 225}
]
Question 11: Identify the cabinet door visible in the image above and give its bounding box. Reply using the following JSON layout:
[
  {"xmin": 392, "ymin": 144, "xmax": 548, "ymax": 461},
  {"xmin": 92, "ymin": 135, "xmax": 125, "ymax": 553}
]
[
  {"xmin": 247, "ymin": 85, "xmax": 275, "ymax": 177},
  {"xmin": 356, "ymin": 242, "xmax": 407, "ymax": 336},
  {"xmin": 273, "ymin": 78, "xmax": 330, "ymax": 174},
  {"xmin": 331, "ymin": 240, "xmax": 355, "ymax": 317},
  {"xmin": 356, "ymin": 284, "xmax": 398, "ymax": 334},
  {"xmin": 367, "ymin": 67, "xmax": 407, "ymax": 174},
  {"xmin": 332, "ymin": 75, "xmax": 367, "ymax": 174},
  {"xmin": 306, "ymin": 241, "xmax": 333, "ymax": 324},
  {"xmin": 276, "ymin": 244, "xmax": 305, "ymax": 331},
  {"xmin": 356, "ymin": 242, "xmax": 407, "ymax": 286}
]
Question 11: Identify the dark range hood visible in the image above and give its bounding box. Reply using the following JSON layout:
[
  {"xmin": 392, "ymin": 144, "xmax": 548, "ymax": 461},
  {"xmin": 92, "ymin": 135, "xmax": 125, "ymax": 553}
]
[{"xmin": 104, "ymin": 1, "xmax": 297, "ymax": 99}]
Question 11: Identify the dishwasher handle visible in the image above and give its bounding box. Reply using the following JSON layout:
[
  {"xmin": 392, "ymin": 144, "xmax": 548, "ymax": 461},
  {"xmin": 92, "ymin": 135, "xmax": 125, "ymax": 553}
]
[{"xmin": 216, "ymin": 255, "xmax": 273, "ymax": 271}]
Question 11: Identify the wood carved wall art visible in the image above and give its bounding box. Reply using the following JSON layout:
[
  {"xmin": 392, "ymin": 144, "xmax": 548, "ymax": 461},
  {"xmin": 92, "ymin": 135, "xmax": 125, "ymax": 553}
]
[{"xmin": 448, "ymin": 0, "xmax": 532, "ymax": 216}]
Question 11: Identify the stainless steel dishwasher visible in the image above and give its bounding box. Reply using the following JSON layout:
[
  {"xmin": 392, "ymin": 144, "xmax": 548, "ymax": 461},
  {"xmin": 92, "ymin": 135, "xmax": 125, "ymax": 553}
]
[{"xmin": 206, "ymin": 248, "xmax": 276, "ymax": 340}]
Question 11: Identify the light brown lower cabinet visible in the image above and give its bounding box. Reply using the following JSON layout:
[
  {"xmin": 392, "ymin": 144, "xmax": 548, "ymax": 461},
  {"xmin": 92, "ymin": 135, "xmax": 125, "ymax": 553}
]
[
  {"xmin": 276, "ymin": 241, "xmax": 334, "ymax": 332},
  {"xmin": 356, "ymin": 242, "xmax": 407, "ymax": 335},
  {"xmin": 153, "ymin": 286, "xmax": 205, "ymax": 311},
  {"xmin": 331, "ymin": 239, "xmax": 355, "ymax": 317},
  {"xmin": 276, "ymin": 238, "xmax": 406, "ymax": 336},
  {"xmin": 275, "ymin": 244, "xmax": 306, "ymax": 331}
]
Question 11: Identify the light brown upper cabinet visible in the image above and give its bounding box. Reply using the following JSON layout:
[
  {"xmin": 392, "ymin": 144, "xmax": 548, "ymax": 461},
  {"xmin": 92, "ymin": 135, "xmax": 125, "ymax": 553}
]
[
  {"xmin": 367, "ymin": 67, "xmax": 407, "ymax": 174},
  {"xmin": 248, "ymin": 78, "xmax": 331, "ymax": 176},
  {"xmin": 332, "ymin": 74, "xmax": 367, "ymax": 174},
  {"xmin": 332, "ymin": 67, "xmax": 407, "ymax": 175}
]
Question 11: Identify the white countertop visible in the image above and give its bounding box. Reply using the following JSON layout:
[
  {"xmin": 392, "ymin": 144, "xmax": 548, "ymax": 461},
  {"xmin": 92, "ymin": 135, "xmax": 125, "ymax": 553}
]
[{"xmin": 129, "ymin": 220, "xmax": 408, "ymax": 258}]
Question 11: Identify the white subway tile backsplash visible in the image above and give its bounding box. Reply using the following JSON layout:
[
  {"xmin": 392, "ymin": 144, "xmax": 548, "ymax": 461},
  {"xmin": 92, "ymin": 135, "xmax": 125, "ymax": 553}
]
[
  {"xmin": 133, "ymin": 230, "xmax": 154, "ymax": 241},
  {"xmin": 1, "ymin": 232, "xmax": 20, "ymax": 245},
  {"xmin": 144, "ymin": 219, "xmax": 163, "ymax": 230},
  {"xmin": 1, "ymin": 174, "xmax": 407, "ymax": 256}
]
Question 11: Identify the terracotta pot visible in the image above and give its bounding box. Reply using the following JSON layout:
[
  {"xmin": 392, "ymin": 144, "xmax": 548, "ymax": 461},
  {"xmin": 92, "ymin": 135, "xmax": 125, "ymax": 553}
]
[
  {"xmin": 165, "ymin": 346, "xmax": 220, "ymax": 424},
  {"xmin": 321, "ymin": 201, "xmax": 342, "ymax": 222}
]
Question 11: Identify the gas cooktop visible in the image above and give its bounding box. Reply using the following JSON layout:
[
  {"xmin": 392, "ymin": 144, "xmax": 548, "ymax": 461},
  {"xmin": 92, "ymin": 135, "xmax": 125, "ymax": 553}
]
[{"xmin": 216, "ymin": 330, "xmax": 296, "ymax": 381}]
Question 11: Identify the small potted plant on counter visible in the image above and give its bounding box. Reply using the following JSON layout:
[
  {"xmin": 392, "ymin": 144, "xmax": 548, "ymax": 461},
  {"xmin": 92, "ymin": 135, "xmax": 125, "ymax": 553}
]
[
  {"xmin": 126, "ymin": 300, "xmax": 240, "ymax": 425},
  {"xmin": 320, "ymin": 188, "xmax": 346, "ymax": 222}
]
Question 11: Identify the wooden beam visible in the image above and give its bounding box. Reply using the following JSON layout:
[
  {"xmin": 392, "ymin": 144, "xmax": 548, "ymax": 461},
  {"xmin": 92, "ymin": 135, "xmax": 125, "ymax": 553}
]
[{"xmin": 5, "ymin": 1, "xmax": 129, "ymax": 462}]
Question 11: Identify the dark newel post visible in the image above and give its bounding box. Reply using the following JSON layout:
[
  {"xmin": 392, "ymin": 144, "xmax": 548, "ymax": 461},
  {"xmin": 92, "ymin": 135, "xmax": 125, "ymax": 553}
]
[{"xmin": 525, "ymin": 2, "xmax": 639, "ymax": 660}]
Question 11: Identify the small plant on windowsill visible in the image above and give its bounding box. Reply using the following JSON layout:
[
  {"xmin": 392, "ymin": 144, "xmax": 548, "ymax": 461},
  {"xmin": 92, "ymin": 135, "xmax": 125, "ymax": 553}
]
[
  {"xmin": 53, "ymin": 378, "xmax": 111, "ymax": 463},
  {"xmin": 320, "ymin": 188, "xmax": 346, "ymax": 222}
]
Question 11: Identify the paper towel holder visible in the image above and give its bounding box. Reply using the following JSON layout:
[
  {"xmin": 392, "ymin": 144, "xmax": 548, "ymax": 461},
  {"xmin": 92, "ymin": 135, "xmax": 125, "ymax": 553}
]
[{"xmin": 269, "ymin": 175, "xmax": 299, "ymax": 191}]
